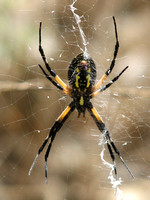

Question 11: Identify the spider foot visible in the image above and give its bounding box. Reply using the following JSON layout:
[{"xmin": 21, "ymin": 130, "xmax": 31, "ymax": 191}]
[
  {"xmin": 119, "ymin": 155, "xmax": 134, "ymax": 179},
  {"xmin": 28, "ymin": 154, "xmax": 39, "ymax": 176},
  {"xmin": 113, "ymin": 163, "xmax": 117, "ymax": 180},
  {"xmin": 45, "ymin": 161, "xmax": 48, "ymax": 184}
]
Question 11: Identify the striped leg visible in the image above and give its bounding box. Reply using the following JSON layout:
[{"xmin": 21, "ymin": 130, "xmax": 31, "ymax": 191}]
[
  {"xmin": 93, "ymin": 16, "xmax": 119, "ymax": 91},
  {"xmin": 28, "ymin": 101, "xmax": 75, "ymax": 183},
  {"xmin": 91, "ymin": 66, "xmax": 128, "ymax": 98},
  {"xmin": 87, "ymin": 102, "xmax": 134, "ymax": 179},
  {"xmin": 39, "ymin": 22, "xmax": 71, "ymax": 94}
]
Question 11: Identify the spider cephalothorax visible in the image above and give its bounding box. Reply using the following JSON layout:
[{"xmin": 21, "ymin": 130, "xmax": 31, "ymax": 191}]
[{"xmin": 28, "ymin": 17, "xmax": 134, "ymax": 183}]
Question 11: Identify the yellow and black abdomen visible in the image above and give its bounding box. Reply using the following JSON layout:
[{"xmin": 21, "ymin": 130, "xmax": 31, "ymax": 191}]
[
  {"xmin": 68, "ymin": 53, "xmax": 96, "ymax": 86},
  {"xmin": 68, "ymin": 53, "xmax": 97, "ymax": 116}
]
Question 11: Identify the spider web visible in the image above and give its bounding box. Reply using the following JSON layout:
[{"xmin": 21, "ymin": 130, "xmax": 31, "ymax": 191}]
[{"xmin": 0, "ymin": 0, "xmax": 150, "ymax": 200}]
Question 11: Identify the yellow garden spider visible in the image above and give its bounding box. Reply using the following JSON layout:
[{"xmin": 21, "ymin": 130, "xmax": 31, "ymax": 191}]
[{"xmin": 28, "ymin": 16, "xmax": 134, "ymax": 183}]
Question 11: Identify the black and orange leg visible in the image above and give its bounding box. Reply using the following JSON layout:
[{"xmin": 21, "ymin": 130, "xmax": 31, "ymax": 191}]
[
  {"xmin": 91, "ymin": 66, "xmax": 128, "ymax": 98},
  {"xmin": 93, "ymin": 16, "xmax": 119, "ymax": 91},
  {"xmin": 28, "ymin": 101, "xmax": 75, "ymax": 183},
  {"xmin": 87, "ymin": 102, "xmax": 134, "ymax": 178},
  {"xmin": 39, "ymin": 22, "xmax": 71, "ymax": 94},
  {"xmin": 38, "ymin": 64, "xmax": 70, "ymax": 95},
  {"xmin": 38, "ymin": 64, "xmax": 65, "ymax": 91}
]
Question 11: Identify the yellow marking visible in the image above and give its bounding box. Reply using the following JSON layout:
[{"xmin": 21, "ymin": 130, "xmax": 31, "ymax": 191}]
[
  {"xmin": 86, "ymin": 74, "xmax": 90, "ymax": 88},
  {"xmin": 88, "ymin": 67, "xmax": 91, "ymax": 73},
  {"xmin": 55, "ymin": 75, "xmax": 68, "ymax": 90},
  {"xmin": 76, "ymin": 67, "xmax": 79, "ymax": 72},
  {"xmin": 91, "ymin": 107, "xmax": 101, "ymax": 121},
  {"xmin": 75, "ymin": 74, "xmax": 80, "ymax": 88},
  {"xmin": 57, "ymin": 106, "xmax": 71, "ymax": 121},
  {"xmin": 93, "ymin": 74, "xmax": 107, "ymax": 90},
  {"xmin": 80, "ymin": 96, "xmax": 84, "ymax": 105}
]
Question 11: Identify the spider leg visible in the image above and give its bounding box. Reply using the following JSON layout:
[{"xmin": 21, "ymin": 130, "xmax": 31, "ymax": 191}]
[
  {"xmin": 91, "ymin": 66, "xmax": 128, "ymax": 98},
  {"xmin": 93, "ymin": 16, "xmax": 119, "ymax": 91},
  {"xmin": 87, "ymin": 102, "xmax": 134, "ymax": 179},
  {"xmin": 28, "ymin": 101, "xmax": 75, "ymax": 183},
  {"xmin": 39, "ymin": 64, "xmax": 70, "ymax": 95},
  {"xmin": 39, "ymin": 22, "xmax": 70, "ymax": 92}
]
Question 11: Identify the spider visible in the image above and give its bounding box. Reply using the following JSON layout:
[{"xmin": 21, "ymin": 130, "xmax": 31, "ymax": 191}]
[{"xmin": 28, "ymin": 16, "xmax": 134, "ymax": 183}]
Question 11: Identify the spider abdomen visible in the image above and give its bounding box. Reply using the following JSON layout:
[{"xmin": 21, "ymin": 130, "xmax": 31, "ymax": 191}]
[
  {"xmin": 68, "ymin": 53, "xmax": 96, "ymax": 116},
  {"xmin": 68, "ymin": 53, "xmax": 96, "ymax": 86}
]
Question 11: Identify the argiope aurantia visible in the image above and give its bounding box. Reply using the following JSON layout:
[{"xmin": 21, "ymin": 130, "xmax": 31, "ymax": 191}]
[{"xmin": 28, "ymin": 16, "xmax": 134, "ymax": 183}]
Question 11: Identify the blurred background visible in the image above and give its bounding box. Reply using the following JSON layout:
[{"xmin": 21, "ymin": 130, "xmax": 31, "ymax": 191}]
[{"xmin": 0, "ymin": 0, "xmax": 150, "ymax": 199}]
